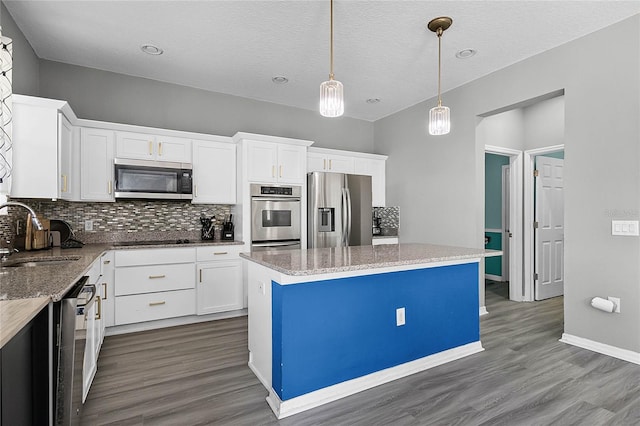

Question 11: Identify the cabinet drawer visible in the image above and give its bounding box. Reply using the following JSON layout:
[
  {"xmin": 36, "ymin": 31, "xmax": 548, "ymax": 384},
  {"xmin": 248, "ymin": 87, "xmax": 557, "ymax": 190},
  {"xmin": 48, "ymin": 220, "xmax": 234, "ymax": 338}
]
[
  {"xmin": 196, "ymin": 245, "xmax": 244, "ymax": 262},
  {"xmin": 115, "ymin": 248, "xmax": 195, "ymax": 267},
  {"xmin": 115, "ymin": 263, "xmax": 195, "ymax": 295},
  {"xmin": 114, "ymin": 289, "xmax": 195, "ymax": 325}
]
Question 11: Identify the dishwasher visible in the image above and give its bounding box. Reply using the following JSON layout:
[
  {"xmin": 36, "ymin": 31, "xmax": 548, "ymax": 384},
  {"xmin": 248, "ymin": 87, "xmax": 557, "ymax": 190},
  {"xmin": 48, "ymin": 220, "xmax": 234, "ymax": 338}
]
[{"xmin": 53, "ymin": 276, "xmax": 95, "ymax": 426}]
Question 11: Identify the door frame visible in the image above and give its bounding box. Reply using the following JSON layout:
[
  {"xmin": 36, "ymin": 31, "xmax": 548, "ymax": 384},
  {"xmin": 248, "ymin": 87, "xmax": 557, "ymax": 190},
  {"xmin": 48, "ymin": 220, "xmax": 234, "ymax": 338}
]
[
  {"xmin": 523, "ymin": 144, "xmax": 564, "ymax": 302},
  {"xmin": 501, "ymin": 165, "xmax": 510, "ymax": 281},
  {"xmin": 485, "ymin": 145, "xmax": 523, "ymax": 302}
]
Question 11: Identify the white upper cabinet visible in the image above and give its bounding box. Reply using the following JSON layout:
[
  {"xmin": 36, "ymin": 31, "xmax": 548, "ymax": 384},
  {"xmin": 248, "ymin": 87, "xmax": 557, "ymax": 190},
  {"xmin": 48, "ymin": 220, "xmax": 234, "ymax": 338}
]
[
  {"xmin": 192, "ymin": 139, "xmax": 236, "ymax": 204},
  {"xmin": 307, "ymin": 151, "xmax": 354, "ymax": 174},
  {"xmin": 81, "ymin": 128, "xmax": 115, "ymax": 202},
  {"xmin": 354, "ymin": 157, "xmax": 386, "ymax": 207},
  {"xmin": 244, "ymin": 138, "xmax": 309, "ymax": 184},
  {"xmin": 307, "ymin": 147, "xmax": 387, "ymax": 206},
  {"xmin": 59, "ymin": 114, "xmax": 77, "ymax": 200},
  {"xmin": 116, "ymin": 131, "xmax": 191, "ymax": 163},
  {"xmin": 11, "ymin": 96, "xmax": 75, "ymax": 199}
]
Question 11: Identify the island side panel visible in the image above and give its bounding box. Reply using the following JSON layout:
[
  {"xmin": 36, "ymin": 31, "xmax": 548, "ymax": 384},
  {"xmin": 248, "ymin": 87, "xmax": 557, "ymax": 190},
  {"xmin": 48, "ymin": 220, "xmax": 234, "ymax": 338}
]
[{"xmin": 271, "ymin": 262, "xmax": 479, "ymax": 401}]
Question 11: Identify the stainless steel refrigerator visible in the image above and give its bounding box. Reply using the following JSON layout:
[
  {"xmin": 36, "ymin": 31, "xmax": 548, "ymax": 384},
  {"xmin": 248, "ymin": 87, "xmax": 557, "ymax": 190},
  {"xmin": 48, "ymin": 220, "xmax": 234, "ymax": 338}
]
[{"xmin": 308, "ymin": 171, "xmax": 373, "ymax": 248}]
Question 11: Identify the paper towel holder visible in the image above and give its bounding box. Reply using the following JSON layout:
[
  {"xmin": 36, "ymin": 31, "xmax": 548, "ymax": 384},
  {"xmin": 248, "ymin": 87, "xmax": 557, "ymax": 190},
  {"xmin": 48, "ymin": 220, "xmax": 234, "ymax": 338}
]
[{"xmin": 590, "ymin": 296, "xmax": 617, "ymax": 313}]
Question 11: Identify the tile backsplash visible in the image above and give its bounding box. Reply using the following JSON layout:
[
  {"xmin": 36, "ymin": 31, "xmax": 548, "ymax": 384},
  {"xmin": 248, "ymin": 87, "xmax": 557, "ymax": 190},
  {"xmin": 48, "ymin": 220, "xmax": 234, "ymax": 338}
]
[
  {"xmin": 373, "ymin": 206, "xmax": 399, "ymax": 235},
  {"xmin": 1, "ymin": 198, "xmax": 231, "ymax": 244}
]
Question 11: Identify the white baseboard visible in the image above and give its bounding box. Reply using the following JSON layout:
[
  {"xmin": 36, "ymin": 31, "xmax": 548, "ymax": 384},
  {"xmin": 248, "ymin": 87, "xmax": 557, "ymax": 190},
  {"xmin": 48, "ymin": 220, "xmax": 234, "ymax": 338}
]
[
  {"xmin": 479, "ymin": 306, "xmax": 488, "ymax": 316},
  {"xmin": 560, "ymin": 333, "xmax": 640, "ymax": 365},
  {"xmin": 485, "ymin": 274, "xmax": 503, "ymax": 282},
  {"xmin": 105, "ymin": 309, "xmax": 247, "ymax": 336},
  {"xmin": 248, "ymin": 358, "xmax": 270, "ymax": 390},
  {"xmin": 266, "ymin": 341, "xmax": 484, "ymax": 419}
]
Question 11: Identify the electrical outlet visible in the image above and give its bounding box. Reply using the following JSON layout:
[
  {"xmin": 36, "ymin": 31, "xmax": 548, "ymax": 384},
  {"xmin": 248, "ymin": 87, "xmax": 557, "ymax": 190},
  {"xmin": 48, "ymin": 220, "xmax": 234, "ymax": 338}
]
[
  {"xmin": 84, "ymin": 220, "xmax": 94, "ymax": 231},
  {"xmin": 608, "ymin": 297, "xmax": 621, "ymax": 313},
  {"xmin": 258, "ymin": 281, "xmax": 266, "ymax": 295},
  {"xmin": 396, "ymin": 307, "xmax": 406, "ymax": 326}
]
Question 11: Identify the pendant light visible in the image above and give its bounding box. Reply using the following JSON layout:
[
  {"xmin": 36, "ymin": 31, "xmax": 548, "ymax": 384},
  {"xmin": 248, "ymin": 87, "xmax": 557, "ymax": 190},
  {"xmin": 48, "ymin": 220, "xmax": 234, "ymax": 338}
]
[
  {"xmin": 428, "ymin": 17, "xmax": 452, "ymax": 135},
  {"xmin": 319, "ymin": 0, "xmax": 344, "ymax": 117}
]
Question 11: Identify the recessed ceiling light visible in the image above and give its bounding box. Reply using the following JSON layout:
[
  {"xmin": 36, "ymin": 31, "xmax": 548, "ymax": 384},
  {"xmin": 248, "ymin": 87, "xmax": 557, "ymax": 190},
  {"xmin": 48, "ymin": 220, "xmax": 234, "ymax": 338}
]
[
  {"xmin": 456, "ymin": 48, "xmax": 477, "ymax": 59},
  {"xmin": 366, "ymin": 98, "xmax": 381, "ymax": 104},
  {"xmin": 141, "ymin": 44, "xmax": 163, "ymax": 55},
  {"xmin": 272, "ymin": 76, "xmax": 289, "ymax": 84}
]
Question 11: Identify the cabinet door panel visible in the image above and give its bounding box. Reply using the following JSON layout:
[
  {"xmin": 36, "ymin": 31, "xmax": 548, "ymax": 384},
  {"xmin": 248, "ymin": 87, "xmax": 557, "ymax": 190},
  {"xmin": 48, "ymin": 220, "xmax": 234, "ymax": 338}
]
[
  {"xmin": 116, "ymin": 132, "xmax": 155, "ymax": 160},
  {"xmin": 247, "ymin": 141, "xmax": 278, "ymax": 182},
  {"xmin": 197, "ymin": 261, "xmax": 242, "ymax": 315},
  {"xmin": 59, "ymin": 114, "xmax": 75, "ymax": 200},
  {"xmin": 277, "ymin": 144, "xmax": 306, "ymax": 184},
  {"xmin": 115, "ymin": 289, "xmax": 196, "ymax": 325},
  {"xmin": 156, "ymin": 136, "xmax": 191, "ymax": 163},
  {"xmin": 326, "ymin": 154, "xmax": 354, "ymax": 173},
  {"xmin": 81, "ymin": 128, "xmax": 115, "ymax": 201},
  {"xmin": 307, "ymin": 152, "xmax": 327, "ymax": 172},
  {"xmin": 115, "ymin": 263, "xmax": 196, "ymax": 296},
  {"xmin": 11, "ymin": 103, "xmax": 59, "ymax": 198},
  {"xmin": 192, "ymin": 141, "xmax": 236, "ymax": 204}
]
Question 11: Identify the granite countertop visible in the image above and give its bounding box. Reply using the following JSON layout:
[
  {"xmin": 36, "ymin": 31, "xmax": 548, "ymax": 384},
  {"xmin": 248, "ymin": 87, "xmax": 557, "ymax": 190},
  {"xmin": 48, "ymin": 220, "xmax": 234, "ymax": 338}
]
[
  {"xmin": 0, "ymin": 239, "xmax": 244, "ymax": 348},
  {"xmin": 240, "ymin": 243, "xmax": 501, "ymax": 276}
]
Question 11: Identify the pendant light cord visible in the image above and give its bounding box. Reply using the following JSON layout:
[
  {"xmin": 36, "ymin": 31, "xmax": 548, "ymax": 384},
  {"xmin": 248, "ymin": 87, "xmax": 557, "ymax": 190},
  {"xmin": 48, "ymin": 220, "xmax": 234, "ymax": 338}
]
[
  {"xmin": 437, "ymin": 27, "xmax": 442, "ymax": 107},
  {"xmin": 329, "ymin": 0, "xmax": 334, "ymax": 80}
]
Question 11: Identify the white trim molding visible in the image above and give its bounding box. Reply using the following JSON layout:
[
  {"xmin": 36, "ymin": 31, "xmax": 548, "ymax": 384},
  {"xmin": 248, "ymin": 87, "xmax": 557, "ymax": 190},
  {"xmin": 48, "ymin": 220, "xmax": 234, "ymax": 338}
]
[
  {"xmin": 560, "ymin": 333, "xmax": 640, "ymax": 365},
  {"xmin": 479, "ymin": 306, "xmax": 488, "ymax": 316},
  {"xmin": 266, "ymin": 341, "xmax": 484, "ymax": 419},
  {"xmin": 485, "ymin": 273, "xmax": 503, "ymax": 282}
]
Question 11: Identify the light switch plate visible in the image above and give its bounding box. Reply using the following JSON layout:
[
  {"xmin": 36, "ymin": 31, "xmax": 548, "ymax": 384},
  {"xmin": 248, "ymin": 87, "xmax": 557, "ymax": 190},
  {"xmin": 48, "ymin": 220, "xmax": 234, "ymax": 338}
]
[
  {"xmin": 611, "ymin": 220, "xmax": 639, "ymax": 236},
  {"xmin": 396, "ymin": 307, "xmax": 406, "ymax": 326}
]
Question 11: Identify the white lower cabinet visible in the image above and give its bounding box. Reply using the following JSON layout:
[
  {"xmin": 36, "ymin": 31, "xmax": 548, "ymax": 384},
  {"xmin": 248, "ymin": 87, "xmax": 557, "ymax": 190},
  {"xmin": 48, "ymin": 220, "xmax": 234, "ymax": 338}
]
[
  {"xmin": 197, "ymin": 261, "xmax": 242, "ymax": 315},
  {"xmin": 115, "ymin": 289, "xmax": 196, "ymax": 325},
  {"xmin": 83, "ymin": 257, "xmax": 102, "ymax": 402},
  {"xmin": 113, "ymin": 248, "xmax": 196, "ymax": 326},
  {"xmin": 196, "ymin": 245, "xmax": 244, "ymax": 315}
]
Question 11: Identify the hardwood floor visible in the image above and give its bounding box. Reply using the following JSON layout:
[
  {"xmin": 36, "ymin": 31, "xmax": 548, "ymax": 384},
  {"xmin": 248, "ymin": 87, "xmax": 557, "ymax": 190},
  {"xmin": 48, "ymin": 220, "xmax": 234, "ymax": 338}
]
[{"xmin": 81, "ymin": 282, "xmax": 640, "ymax": 425}]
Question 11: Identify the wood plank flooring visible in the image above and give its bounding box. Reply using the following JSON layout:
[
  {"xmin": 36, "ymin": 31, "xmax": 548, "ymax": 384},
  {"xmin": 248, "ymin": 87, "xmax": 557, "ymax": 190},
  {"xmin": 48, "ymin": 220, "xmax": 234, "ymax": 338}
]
[{"xmin": 81, "ymin": 281, "xmax": 640, "ymax": 425}]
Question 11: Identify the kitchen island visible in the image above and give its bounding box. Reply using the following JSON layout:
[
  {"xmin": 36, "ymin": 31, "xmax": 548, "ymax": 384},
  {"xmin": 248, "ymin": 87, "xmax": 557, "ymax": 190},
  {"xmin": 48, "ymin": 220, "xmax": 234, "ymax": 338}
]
[{"xmin": 241, "ymin": 243, "xmax": 500, "ymax": 419}]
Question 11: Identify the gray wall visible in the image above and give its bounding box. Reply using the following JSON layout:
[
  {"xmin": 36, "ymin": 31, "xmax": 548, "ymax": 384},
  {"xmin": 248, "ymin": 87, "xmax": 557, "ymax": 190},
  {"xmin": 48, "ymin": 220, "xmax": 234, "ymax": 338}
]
[
  {"xmin": 1, "ymin": 2, "xmax": 39, "ymax": 95},
  {"xmin": 38, "ymin": 60, "xmax": 374, "ymax": 152},
  {"xmin": 523, "ymin": 96, "xmax": 565, "ymax": 150},
  {"xmin": 375, "ymin": 16, "xmax": 640, "ymax": 353}
]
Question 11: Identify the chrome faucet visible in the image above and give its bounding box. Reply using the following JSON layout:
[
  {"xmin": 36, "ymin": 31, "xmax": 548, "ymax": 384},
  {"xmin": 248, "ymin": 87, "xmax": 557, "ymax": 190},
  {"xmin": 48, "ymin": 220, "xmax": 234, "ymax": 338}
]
[{"xmin": 0, "ymin": 201, "xmax": 44, "ymax": 231}]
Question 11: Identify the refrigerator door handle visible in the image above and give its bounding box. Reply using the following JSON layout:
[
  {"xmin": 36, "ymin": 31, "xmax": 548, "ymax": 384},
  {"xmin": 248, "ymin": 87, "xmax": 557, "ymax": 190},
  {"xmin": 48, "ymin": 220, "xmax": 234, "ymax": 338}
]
[
  {"xmin": 341, "ymin": 188, "xmax": 348, "ymax": 246},
  {"xmin": 345, "ymin": 187, "xmax": 352, "ymax": 245}
]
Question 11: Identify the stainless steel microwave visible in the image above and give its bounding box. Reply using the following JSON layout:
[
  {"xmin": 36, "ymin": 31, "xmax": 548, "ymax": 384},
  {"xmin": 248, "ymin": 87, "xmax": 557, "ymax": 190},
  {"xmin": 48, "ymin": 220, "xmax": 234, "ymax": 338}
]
[{"xmin": 114, "ymin": 158, "xmax": 193, "ymax": 200}]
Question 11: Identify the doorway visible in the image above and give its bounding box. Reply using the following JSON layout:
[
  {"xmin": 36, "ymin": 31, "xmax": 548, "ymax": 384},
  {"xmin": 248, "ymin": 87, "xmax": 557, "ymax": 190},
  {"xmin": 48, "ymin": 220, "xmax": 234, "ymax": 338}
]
[{"xmin": 484, "ymin": 146, "xmax": 523, "ymax": 303}]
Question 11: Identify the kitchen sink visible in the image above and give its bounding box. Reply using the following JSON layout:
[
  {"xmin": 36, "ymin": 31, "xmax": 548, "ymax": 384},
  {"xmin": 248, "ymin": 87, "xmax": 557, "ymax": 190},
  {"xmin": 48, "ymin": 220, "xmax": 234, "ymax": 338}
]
[{"xmin": 2, "ymin": 256, "xmax": 82, "ymax": 268}]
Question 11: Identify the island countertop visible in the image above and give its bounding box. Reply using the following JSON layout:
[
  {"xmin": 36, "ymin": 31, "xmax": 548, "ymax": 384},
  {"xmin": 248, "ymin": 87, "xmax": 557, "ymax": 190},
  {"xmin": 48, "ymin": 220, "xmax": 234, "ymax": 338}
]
[{"xmin": 240, "ymin": 243, "xmax": 501, "ymax": 276}]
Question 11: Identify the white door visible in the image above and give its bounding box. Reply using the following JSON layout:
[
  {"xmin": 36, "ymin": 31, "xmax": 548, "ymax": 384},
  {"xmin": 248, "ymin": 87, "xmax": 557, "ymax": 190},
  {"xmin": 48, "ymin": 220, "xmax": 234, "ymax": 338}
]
[
  {"xmin": 501, "ymin": 165, "xmax": 510, "ymax": 281},
  {"xmin": 81, "ymin": 128, "xmax": 115, "ymax": 202},
  {"xmin": 246, "ymin": 141, "xmax": 278, "ymax": 183},
  {"xmin": 192, "ymin": 140, "xmax": 236, "ymax": 204},
  {"xmin": 535, "ymin": 156, "xmax": 564, "ymax": 300},
  {"xmin": 277, "ymin": 144, "xmax": 306, "ymax": 184},
  {"xmin": 155, "ymin": 136, "xmax": 192, "ymax": 163},
  {"xmin": 197, "ymin": 261, "xmax": 243, "ymax": 315}
]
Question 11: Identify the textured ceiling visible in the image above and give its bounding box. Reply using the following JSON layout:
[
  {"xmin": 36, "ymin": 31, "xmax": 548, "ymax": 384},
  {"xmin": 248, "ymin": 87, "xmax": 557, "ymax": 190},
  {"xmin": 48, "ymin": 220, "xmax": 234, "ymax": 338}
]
[{"xmin": 5, "ymin": 1, "xmax": 640, "ymax": 121}]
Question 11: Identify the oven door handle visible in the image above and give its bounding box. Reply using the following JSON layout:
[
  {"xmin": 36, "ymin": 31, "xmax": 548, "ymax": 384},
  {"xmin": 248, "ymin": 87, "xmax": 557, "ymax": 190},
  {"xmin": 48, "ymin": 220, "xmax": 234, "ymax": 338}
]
[
  {"xmin": 252, "ymin": 241, "xmax": 301, "ymax": 248},
  {"xmin": 251, "ymin": 196, "xmax": 301, "ymax": 202}
]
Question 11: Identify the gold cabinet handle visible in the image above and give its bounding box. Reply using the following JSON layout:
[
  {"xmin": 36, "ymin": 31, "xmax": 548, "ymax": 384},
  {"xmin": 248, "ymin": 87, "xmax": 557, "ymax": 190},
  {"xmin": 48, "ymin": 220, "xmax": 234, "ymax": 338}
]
[
  {"xmin": 329, "ymin": 159, "xmax": 332, "ymax": 170},
  {"xmin": 213, "ymin": 252, "xmax": 228, "ymax": 255},
  {"xmin": 272, "ymin": 165, "xmax": 276, "ymax": 178},
  {"xmin": 149, "ymin": 301, "xmax": 166, "ymax": 307},
  {"xmin": 279, "ymin": 165, "xmax": 283, "ymax": 178},
  {"xmin": 149, "ymin": 141, "xmax": 153, "ymax": 155},
  {"xmin": 62, "ymin": 174, "xmax": 68, "ymax": 192},
  {"xmin": 102, "ymin": 282, "xmax": 108, "ymax": 300},
  {"xmin": 199, "ymin": 269, "xmax": 202, "ymax": 283},
  {"xmin": 323, "ymin": 159, "xmax": 326, "ymax": 170},
  {"xmin": 158, "ymin": 142, "xmax": 163, "ymax": 156},
  {"xmin": 108, "ymin": 180, "xmax": 112, "ymax": 194},
  {"xmin": 95, "ymin": 296, "xmax": 102, "ymax": 320},
  {"xmin": 148, "ymin": 274, "xmax": 166, "ymax": 279}
]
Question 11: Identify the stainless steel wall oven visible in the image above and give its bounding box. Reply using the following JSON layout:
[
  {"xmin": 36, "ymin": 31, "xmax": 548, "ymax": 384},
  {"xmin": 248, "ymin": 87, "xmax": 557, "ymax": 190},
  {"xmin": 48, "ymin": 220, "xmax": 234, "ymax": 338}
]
[{"xmin": 250, "ymin": 184, "xmax": 301, "ymax": 251}]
